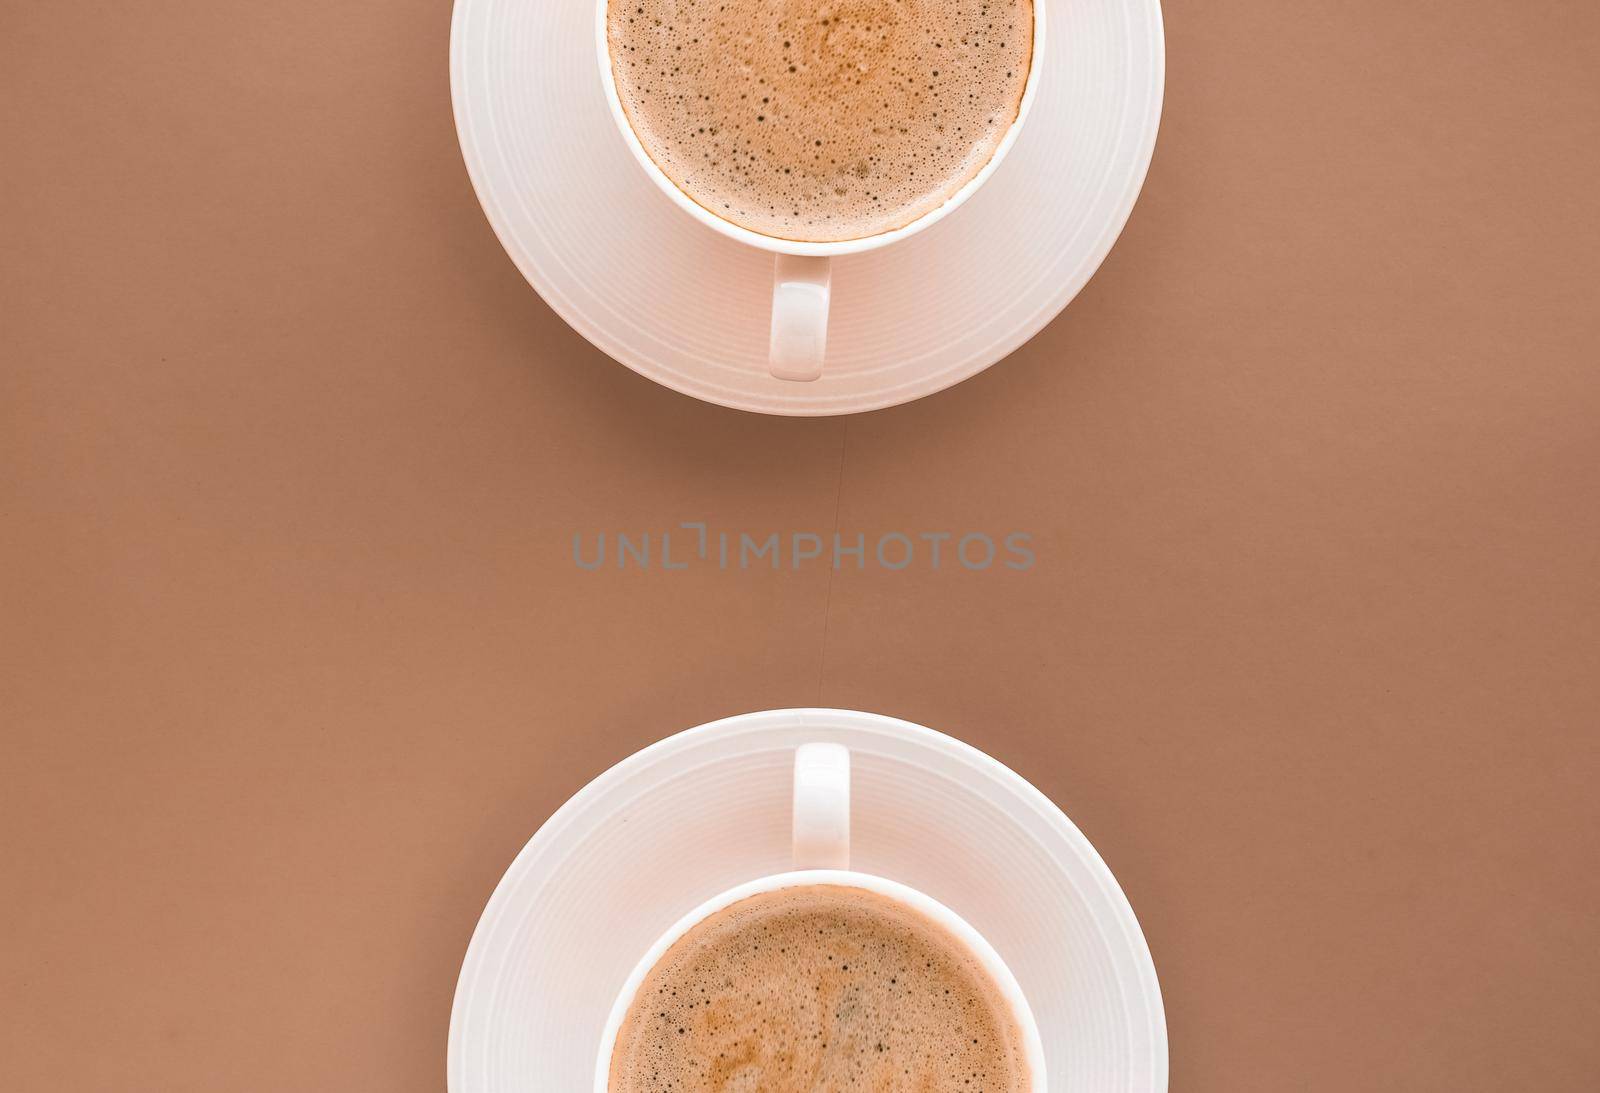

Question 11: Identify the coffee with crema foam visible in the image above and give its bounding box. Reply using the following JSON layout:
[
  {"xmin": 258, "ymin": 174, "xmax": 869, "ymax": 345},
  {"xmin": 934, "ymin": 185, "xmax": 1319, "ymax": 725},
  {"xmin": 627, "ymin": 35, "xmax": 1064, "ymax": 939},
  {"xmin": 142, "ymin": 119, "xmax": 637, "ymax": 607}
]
[
  {"xmin": 605, "ymin": 0, "xmax": 1034, "ymax": 243},
  {"xmin": 608, "ymin": 884, "xmax": 1031, "ymax": 1092}
]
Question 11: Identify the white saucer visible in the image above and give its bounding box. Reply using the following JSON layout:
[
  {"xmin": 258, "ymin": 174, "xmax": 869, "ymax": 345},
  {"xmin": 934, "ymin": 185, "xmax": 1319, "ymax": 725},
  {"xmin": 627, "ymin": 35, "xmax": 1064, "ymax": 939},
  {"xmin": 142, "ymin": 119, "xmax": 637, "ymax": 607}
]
[
  {"xmin": 448, "ymin": 709, "xmax": 1167, "ymax": 1091},
  {"xmin": 450, "ymin": 0, "xmax": 1165, "ymax": 415}
]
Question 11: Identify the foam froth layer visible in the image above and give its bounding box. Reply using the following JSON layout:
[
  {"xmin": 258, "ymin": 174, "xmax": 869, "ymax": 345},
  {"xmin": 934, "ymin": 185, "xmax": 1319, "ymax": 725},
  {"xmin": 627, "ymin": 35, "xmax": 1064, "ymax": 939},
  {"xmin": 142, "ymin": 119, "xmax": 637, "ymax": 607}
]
[
  {"xmin": 608, "ymin": 884, "xmax": 1031, "ymax": 1092},
  {"xmin": 607, "ymin": 0, "xmax": 1034, "ymax": 242}
]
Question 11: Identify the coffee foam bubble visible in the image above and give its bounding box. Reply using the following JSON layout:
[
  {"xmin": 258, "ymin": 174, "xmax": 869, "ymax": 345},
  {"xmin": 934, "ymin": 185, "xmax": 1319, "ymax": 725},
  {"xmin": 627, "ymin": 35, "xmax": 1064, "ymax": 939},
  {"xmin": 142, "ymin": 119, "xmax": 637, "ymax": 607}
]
[
  {"xmin": 608, "ymin": 884, "xmax": 1030, "ymax": 1093},
  {"xmin": 607, "ymin": 0, "xmax": 1033, "ymax": 242}
]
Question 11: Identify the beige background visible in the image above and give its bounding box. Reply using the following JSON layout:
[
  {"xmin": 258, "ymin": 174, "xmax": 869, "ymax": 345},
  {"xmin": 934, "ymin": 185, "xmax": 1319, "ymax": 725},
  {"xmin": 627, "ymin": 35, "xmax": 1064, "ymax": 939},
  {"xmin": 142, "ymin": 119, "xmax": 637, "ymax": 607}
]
[{"xmin": 3, "ymin": 1, "xmax": 1597, "ymax": 1090}]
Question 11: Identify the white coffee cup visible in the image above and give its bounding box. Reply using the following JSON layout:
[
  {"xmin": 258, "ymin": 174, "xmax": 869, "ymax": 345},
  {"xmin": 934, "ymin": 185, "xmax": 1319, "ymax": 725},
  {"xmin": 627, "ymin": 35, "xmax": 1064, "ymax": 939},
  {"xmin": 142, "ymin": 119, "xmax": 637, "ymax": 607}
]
[
  {"xmin": 594, "ymin": 5, "xmax": 1047, "ymax": 383},
  {"xmin": 593, "ymin": 742, "xmax": 1049, "ymax": 1091}
]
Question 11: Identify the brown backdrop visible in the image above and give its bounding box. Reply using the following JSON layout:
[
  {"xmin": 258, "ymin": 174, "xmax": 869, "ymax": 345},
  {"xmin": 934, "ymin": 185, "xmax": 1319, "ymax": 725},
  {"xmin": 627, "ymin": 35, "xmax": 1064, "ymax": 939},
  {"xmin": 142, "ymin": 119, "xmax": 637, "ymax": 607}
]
[{"xmin": 3, "ymin": 1, "xmax": 1597, "ymax": 1090}]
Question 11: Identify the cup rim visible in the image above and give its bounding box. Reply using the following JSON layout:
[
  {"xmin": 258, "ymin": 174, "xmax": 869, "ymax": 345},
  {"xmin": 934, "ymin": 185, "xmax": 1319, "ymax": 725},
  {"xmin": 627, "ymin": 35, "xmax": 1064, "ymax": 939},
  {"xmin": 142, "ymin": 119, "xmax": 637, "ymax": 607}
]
[
  {"xmin": 592, "ymin": 868, "xmax": 1049, "ymax": 1092},
  {"xmin": 594, "ymin": 0, "xmax": 1048, "ymax": 258}
]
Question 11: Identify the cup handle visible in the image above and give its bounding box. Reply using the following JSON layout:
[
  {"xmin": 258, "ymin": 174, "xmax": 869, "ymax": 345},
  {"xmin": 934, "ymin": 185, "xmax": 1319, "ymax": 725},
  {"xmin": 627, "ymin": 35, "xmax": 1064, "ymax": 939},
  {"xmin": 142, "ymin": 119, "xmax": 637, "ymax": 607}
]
[
  {"xmin": 792, "ymin": 742, "xmax": 849, "ymax": 869},
  {"xmin": 769, "ymin": 255, "xmax": 832, "ymax": 382}
]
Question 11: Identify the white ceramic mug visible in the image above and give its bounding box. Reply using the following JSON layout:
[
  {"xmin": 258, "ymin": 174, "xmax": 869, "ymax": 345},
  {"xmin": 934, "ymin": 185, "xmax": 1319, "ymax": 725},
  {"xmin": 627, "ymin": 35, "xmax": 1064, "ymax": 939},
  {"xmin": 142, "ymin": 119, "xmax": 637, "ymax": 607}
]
[
  {"xmin": 593, "ymin": 742, "xmax": 1049, "ymax": 1091},
  {"xmin": 595, "ymin": 5, "xmax": 1047, "ymax": 383}
]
